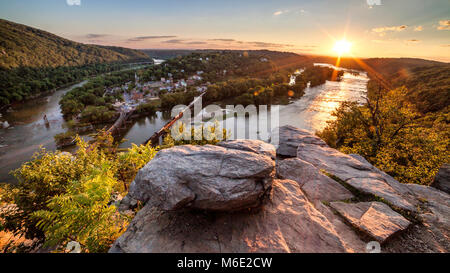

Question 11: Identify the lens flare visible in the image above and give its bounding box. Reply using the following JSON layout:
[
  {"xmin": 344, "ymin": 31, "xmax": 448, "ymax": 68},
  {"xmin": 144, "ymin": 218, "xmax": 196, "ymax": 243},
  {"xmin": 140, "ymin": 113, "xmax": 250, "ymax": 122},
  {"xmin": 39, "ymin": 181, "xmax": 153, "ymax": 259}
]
[{"xmin": 333, "ymin": 39, "xmax": 352, "ymax": 56}]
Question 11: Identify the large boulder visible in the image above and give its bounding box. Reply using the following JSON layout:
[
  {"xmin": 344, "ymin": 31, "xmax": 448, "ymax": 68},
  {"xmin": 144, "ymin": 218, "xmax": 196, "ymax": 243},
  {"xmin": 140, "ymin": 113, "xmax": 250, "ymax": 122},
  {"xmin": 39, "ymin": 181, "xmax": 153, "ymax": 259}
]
[
  {"xmin": 274, "ymin": 125, "xmax": 327, "ymax": 157},
  {"xmin": 128, "ymin": 143, "xmax": 276, "ymax": 211},
  {"xmin": 432, "ymin": 164, "xmax": 450, "ymax": 194},
  {"xmin": 110, "ymin": 179, "xmax": 350, "ymax": 253}
]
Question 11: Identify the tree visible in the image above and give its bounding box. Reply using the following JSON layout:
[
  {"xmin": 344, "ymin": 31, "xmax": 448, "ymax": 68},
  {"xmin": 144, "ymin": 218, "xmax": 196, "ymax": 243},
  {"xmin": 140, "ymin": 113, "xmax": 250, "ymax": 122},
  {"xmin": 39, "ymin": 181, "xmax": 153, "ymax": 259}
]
[{"xmin": 318, "ymin": 86, "xmax": 449, "ymax": 185}]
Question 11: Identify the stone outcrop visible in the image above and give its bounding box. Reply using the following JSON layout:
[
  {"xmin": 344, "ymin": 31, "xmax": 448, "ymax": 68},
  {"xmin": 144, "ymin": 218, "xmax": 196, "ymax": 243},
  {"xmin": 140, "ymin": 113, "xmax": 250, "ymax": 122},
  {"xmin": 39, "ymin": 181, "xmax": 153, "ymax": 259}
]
[
  {"xmin": 432, "ymin": 164, "xmax": 450, "ymax": 194},
  {"xmin": 111, "ymin": 126, "xmax": 450, "ymax": 253}
]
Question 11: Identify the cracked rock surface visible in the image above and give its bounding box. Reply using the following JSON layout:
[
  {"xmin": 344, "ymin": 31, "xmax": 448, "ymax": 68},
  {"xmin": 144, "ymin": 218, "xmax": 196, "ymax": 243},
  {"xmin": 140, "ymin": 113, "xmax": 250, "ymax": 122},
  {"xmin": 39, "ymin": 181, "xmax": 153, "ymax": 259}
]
[{"xmin": 110, "ymin": 126, "xmax": 450, "ymax": 253}]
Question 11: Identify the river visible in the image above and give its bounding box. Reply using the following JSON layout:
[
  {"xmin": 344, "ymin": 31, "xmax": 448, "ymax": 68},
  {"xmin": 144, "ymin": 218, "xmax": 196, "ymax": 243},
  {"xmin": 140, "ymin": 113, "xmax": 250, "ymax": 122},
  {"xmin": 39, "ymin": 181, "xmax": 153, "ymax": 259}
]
[
  {"xmin": 0, "ymin": 81, "xmax": 87, "ymax": 183},
  {"xmin": 0, "ymin": 63, "xmax": 368, "ymax": 183}
]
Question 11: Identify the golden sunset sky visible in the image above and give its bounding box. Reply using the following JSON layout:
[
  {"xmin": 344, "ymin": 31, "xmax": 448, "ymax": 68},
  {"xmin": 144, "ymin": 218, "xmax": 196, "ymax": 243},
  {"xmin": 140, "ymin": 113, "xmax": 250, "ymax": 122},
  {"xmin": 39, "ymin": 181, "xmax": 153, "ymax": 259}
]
[{"xmin": 1, "ymin": 0, "xmax": 449, "ymax": 61}]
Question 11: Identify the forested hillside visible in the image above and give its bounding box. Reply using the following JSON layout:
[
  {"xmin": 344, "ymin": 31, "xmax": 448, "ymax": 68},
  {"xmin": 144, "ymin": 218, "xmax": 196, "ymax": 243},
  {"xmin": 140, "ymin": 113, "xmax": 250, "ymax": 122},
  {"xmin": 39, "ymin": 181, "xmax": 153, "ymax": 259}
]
[
  {"xmin": 0, "ymin": 19, "xmax": 152, "ymax": 106},
  {"xmin": 388, "ymin": 64, "xmax": 450, "ymax": 113},
  {"xmin": 0, "ymin": 19, "xmax": 149, "ymax": 69}
]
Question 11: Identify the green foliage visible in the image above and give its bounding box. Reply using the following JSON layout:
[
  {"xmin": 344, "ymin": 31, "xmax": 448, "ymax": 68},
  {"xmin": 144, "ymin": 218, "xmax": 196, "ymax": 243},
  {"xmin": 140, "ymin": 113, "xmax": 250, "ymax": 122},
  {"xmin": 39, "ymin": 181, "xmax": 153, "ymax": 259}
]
[
  {"xmin": 0, "ymin": 140, "xmax": 101, "ymax": 239},
  {"xmin": 80, "ymin": 106, "xmax": 117, "ymax": 124},
  {"xmin": 60, "ymin": 70, "xmax": 135, "ymax": 119},
  {"xmin": 31, "ymin": 162, "xmax": 127, "ymax": 253},
  {"xmin": 54, "ymin": 131, "xmax": 76, "ymax": 146},
  {"xmin": 298, "ymin": 66, "xmax": 342, "ymax": 87},
  {"xmin": 162, "ymin": 122, "xmax": 230, "ymax": 148},
  {"xmin": 318, "ymin": 86, "xmax": 450, "ymax": 185},
  {"xmin": 203, "ymin": 66, "xmax": 336, "ymax": 107},
  {"xmin": 135, "ymin": 102, "xmax": 157, "ymax": 116},
  {"xmin": 0, "ymin": 133, "xmax": 158, "ymax": 251},
  {"xmin": 160, "ymin": 90, "xmax": 201, "ymax": 110},
  {"xmin": 0, "ymin": 64, "xmax": 129, "ymax": 107},
  {"xmin": 116, "ymin": 143, "xmax": 159, "ymax": 190}
]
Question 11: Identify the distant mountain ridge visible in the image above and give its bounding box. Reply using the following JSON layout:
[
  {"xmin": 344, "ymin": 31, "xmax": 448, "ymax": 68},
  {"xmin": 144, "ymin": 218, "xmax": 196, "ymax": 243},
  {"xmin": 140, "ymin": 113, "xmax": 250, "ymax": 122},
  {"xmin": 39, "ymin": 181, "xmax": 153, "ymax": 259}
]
[{"xmin": 0, "ymin": 19, "xmax": 150, "ymax": 69}]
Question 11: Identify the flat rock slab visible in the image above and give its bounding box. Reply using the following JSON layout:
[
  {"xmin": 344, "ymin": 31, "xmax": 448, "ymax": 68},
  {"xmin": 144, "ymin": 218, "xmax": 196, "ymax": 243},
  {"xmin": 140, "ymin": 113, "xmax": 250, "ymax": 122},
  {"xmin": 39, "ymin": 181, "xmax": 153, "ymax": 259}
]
[
  {"xmin": 129, "ymin": 144, "xmax": 276, "ymax": 211},
  {"xmin": 330, "ymin": 202, "xmax": 411, "ymax": 243},
  {"xmin": 277, "ymin": 158, "xmax": 354, "ymax": 202},
  {"xmin": 110, "ymin": 180, "xmax": 350, "ymax": 253},
  {"xmin": 297, "ymin": 142, "xmax": 417, "ymax": 212},
  {"xmin": 274, "ymin": 125, "xmax": 327, "ymax": 157}
]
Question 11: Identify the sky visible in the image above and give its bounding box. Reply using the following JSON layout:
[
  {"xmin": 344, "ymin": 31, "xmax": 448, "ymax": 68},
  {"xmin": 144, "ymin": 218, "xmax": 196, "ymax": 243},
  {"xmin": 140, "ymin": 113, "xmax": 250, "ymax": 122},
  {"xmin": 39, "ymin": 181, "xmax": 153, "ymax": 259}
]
[{"xmin": 0, "ymin": 0, "xmax": 449, "ymax": 61}]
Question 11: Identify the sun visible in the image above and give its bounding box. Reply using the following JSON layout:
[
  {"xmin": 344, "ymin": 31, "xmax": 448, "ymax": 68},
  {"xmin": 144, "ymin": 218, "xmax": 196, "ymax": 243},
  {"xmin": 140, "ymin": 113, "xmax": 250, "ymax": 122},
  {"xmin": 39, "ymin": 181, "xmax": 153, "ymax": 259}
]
[{"xmin": 333, "ymin": 39, "xmax": 352, "ymax": 56}]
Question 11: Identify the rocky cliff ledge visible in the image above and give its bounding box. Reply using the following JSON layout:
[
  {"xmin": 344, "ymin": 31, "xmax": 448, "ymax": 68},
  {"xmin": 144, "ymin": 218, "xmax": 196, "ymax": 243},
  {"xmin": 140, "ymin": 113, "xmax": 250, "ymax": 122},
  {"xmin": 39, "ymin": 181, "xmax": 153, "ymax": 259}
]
[{"xmin": 110, "ymin": 125, "xmax": 449, "ymax": 253}]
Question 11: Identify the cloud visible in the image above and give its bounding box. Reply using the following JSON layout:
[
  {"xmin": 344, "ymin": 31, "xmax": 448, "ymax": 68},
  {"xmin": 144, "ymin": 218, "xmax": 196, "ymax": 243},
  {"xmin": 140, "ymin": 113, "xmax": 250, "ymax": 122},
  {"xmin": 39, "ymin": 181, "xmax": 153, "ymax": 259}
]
[
  {"xmin": 414, "ymin": 26, "xmax": 423, "ymax": 31},
  {"xmin": 198, "ymin": 38, "xmax": 293, "ymax": 48},
  {"xmin": 208, "ymin": 39, "xmax": 236, "ymax": 42},
  {"xmin": 185, "ymin": 41, "xmax": 208, "ymax": 45},
  {"xmin": 294, "ymin": 48, "xmax": 314, "ymax": 52},
  {"xmin": 66, "ymin": 0, "xmax": 81, "ymax": 6},
  {"xmin": 405, "ymin": 39, "xmax": 421, "ymax": 44},
  {"xmin": 372, "ymin": 25, "xmax": 407, "ymax": 36},
  {"xmin": 85, "ymin": 34, "xmax": 109, "ymax": 39},
  {"xmin": 124, "ymin": 36, "xmax": 293, "ymax": 49},
  {"xmin": 437, "ymin": 20, "xmax": 450, "ymax": 30},
  {"xmin": 247, "ymin": 41, "xmax": 293, "ymax": 48},
  {"xmin": 273, "ymin": 10, "xmax": 285, "ymax": 16},
  {"xmin": 127, "ymin": 35, "xmax": 177, "ymax": 42},
  {"xmin": 162, "ymin": 39, "xmax": 186, "ymax": 44}
]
